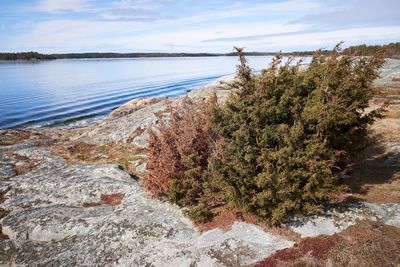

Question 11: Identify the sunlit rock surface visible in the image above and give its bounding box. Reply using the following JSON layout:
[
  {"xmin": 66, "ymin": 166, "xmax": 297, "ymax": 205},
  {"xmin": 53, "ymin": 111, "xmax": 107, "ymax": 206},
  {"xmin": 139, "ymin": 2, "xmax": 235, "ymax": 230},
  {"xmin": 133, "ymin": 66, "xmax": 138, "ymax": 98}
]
[
  {"xmin": 288, "ymin": 202, "xmax": 400, "ymax": 237},
  {"xmin": 0, "ymin": 141, "xmax": 293, "ymax": 266},
  {"xmin": 0, "ymin": 67, "xmax": 399, "ymax": 266},
  {"xmin": 75, "ymin": 75, "xmax": 236, "ymax": 148}
]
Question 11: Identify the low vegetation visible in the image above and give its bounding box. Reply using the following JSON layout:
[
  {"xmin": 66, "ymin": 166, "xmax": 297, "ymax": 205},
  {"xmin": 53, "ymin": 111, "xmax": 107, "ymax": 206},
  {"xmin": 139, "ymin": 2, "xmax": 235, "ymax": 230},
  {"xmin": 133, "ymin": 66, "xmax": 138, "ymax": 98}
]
[
  {"xmin": 251, "ymin": 220, "xmax": 400, "ymax": 267},
  {"xmin": 0, "ymin": 51, "xmax": 321, "ymax": 60},
  {"xmin": 145, "ymin": 97, "xmax": 217, "ymax": 210},
  {"xmin": 52, "ymin": 141, "xmax": 145, "ymax": 175},
  {"xmin": 0, "ymin": 130, "xmax": 32, "ymax": 146},
  {"xmin": 0, "ymin": 52, "xmax": 56, "ymax": 60},
  {"xmin": 339, "ymin": 88, "xmax": 400, "ymax": 203},
  {"xmin": 144, "ymin": 44, "xmax": 386, "ymax": 225}
]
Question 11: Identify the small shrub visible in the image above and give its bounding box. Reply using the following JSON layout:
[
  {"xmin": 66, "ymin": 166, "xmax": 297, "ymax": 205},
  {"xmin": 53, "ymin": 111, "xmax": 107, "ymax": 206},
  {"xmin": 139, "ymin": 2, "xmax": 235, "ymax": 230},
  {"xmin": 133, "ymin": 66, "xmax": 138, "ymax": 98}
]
[
  {"xmin": 145, "ymin": 96, "xmax": 217, "ymax": 207},
  {"xmin": 144, "ymin": 44, "xmax": 385, "ymax": 226},
  {"xmin": 208, "ymin": 45, "xmax": 385, "ymax": 225}
]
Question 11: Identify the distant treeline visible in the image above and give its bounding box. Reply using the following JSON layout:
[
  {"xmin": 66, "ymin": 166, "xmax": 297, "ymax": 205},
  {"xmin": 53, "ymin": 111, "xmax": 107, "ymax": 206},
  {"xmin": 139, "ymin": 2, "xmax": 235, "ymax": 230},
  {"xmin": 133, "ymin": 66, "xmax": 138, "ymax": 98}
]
[
  {"xmin": 52, "ymin": 52, "xmax": 223, "ymax": 59},
  {"xmin": 1, "ymin": 43, "xmax": 399, "ymax": 60},
  {"xmin": 0, "ymin": 51, "xmax": 322, "ymax": 60},
  {"xmin": 0, "ymin": 50, "xmax": 329, "ymax": 60},
  {"xmin": 0, "ymin": 52, "xmax": 57, "ymax": 60},
  {"xmin": 342, "ymin": 42, "xmax": 400, "ymax": 59},
  {"xmin": 224, "ymin": 50, "xmax": 332, "ymax": 57},
  {"xmin": 0, "ymin": 50, "xmax": 331, "ymax": 61}
]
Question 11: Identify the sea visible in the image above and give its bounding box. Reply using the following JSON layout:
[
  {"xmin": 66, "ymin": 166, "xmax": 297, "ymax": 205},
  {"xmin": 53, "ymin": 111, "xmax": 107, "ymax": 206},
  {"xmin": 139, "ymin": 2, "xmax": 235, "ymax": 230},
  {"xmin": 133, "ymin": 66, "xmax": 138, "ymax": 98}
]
[{"xmin": 0, "ymin": 56, "xmax": 283, "ymax": 128}]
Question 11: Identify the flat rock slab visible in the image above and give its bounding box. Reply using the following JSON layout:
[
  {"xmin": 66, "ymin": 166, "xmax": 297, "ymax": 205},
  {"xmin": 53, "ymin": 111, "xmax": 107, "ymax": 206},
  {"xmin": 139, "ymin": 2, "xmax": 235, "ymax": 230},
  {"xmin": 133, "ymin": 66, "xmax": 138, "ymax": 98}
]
[
  {"xmin": 0, "ymin": 145, "xmax": 293, "ymax": 266},
  {"xmin": 1, "ymin": 65, "xmax": 400, "ymax": 266},
  {"xmin": 75, "ymin": 75, "xmax": 236, "ymax": 148},
  {"xmin": 288, "ymin": 202, "xmax": 400, "ymax": 237},
  {"xmin": 0, "ymin": 164, "xmax": 16, "ymax": 180}
]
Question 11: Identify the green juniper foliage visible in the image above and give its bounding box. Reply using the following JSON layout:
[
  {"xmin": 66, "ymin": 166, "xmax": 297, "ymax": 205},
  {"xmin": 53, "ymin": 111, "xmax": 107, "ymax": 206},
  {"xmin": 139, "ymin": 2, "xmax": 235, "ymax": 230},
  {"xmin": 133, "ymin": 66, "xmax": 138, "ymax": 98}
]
[
  {"xmin": 185, "ymin": 202, "xmax": 215, "ymax": 224},
  {"xmin": 145, "ymin": 44, "xmax": 385, "ymax": 225},
  {"xmin": 208, "ymin": 45, "xmax": 385, "ymax": 225}
]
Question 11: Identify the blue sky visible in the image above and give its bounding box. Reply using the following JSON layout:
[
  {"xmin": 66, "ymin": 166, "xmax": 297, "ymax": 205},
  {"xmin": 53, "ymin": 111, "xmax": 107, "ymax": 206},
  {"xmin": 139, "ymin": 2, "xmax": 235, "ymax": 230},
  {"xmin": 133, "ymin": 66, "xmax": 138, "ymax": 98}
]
[{"xmin": 0, "ymin": 0, "xmax": 399, "ymax": 53}]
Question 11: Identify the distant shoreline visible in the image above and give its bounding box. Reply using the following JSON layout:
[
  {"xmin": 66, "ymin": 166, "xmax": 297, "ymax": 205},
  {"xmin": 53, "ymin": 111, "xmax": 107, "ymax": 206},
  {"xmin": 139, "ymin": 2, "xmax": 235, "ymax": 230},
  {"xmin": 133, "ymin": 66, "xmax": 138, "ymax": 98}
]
[
  {"xmin": 3, "ymin": 42, "xmax": 400, "ymax": 60},
  {"xmin": 0, "ymin": 51, "xmax": 329, "ymax": 61}
]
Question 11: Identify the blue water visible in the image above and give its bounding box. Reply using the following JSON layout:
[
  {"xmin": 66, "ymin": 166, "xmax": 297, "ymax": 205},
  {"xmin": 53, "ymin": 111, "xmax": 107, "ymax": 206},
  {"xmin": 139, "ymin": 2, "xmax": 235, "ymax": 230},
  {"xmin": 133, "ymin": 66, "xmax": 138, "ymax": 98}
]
[{"xmin": 0, "ymin": 56, "xmax": 275, "ymax": 128}]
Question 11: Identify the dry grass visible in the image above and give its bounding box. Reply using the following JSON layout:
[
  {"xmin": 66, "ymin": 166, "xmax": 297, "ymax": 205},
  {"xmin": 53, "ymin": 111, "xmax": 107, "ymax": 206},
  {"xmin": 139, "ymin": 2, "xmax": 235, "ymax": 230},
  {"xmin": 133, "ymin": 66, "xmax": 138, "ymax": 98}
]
[
  {"xmin": 335, "ymin": 87, "xmax": 400, "ymax": 203},
  {"xmin": 12, "ymin": 154, "xmax": 39, "ymax": 175},
  {"xmin": 372, "ymin": 86, "xmax": 400, "ymax": 98},
  {"xmin": 52, "ymin": 141, "xmax": 146, "ymax": 175},
  {"xmin": 154, "ymin": 105, "xmax": 172, "ymax": 119},
  {"xmin": 251, "ymin": 220, "xmax": 400, "ymax": 267},
  {"xmin": 0, "ymin": 152, "xmax": 40, "ymax": 177},
  {"xmin": 336, "ymin": 136, "xmax": 400, "ymax": 203},
  {"xmin": 0, "ymin": 130, "xmax": 32, "ymax": 146}
]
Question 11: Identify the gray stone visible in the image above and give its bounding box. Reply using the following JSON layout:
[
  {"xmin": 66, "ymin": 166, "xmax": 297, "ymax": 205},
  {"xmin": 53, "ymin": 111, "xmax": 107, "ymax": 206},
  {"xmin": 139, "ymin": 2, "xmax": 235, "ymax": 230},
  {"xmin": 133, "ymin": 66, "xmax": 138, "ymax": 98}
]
[
  {"xmin": 75, "ymin": 75, "xmax": 236, "ymax": 148},
  {"xmin": 0, "ymin": 164, "xmax": 16, "ymax": 179},
  {"xmin": 288, "ymin": 202, "xmax": 400, "ymax": 237},
  {"xmin": 0, "ymin": 144, "xmax": 293, "ymax": 266},
  {"xmin": 1, "ymin": 70, "xmax": 400, "ymax": 266},
  {"xmin": 75, "ymin": 98, "xmax": 170, "ymax": 147}
]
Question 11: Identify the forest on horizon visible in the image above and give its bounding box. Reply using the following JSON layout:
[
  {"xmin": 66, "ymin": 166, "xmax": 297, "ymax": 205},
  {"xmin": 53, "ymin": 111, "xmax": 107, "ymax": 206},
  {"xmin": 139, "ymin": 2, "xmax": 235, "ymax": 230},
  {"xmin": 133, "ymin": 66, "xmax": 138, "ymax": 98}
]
[{"xmin": 1, "ymin": 42, "xmax": 399, "ymax": 60}]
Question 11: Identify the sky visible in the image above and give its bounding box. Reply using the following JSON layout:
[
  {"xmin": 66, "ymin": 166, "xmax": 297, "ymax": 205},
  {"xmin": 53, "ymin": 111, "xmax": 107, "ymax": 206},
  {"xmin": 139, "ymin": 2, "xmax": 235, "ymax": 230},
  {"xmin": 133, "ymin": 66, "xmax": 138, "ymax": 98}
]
[{"xmin": 0, "ymin": 0, "xmax": 399, "ymax": 53}]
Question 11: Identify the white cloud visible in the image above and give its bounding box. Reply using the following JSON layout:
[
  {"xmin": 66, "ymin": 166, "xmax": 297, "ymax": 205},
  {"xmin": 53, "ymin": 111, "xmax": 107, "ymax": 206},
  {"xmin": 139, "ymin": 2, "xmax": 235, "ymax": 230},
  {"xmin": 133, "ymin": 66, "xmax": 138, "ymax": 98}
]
[
  {"xmin": 36, "ymin": 0, "xmax": 93, "ymax": 13},
  {"xmin": 291, "ymin": 0, "xmax": 400, "ymax": 29},
  {"xmin": 9, "ymin": 13, "xmax": 400, "ymax": 53},
  {"xmin": 111, "ymin": 0, "xmax": 172, "ymax": 10},
  {"xmin": 3, "ymin": 0, "xmax": 399, "ymax": 52},
  {"xmin": 231, "ymin": 26, "xmax": 400, "ymax": 52},
  {"xmin": 170, "ymin": 0, "xmax": 321, "ymax": 26}
]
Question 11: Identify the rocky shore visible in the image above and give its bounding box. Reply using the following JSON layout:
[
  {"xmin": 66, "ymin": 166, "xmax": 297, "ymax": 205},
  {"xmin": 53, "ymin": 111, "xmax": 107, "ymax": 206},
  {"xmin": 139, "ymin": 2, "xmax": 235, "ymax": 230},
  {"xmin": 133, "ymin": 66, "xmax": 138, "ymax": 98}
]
[{"xmin": 1, "ymin": 60, "xmax": 400, "ymax": 266}]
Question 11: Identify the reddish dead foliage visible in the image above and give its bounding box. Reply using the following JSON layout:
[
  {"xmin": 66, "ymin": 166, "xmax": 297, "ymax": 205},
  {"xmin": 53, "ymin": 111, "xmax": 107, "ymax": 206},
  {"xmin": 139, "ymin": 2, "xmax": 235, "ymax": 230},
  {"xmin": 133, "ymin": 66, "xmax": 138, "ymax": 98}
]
[
  {"xmin": 252, "ymin": 235, "xmax": 339, "ymax": 267},
  {"xmin": 82, "ymin": 193, "xmax": 125, "ymax": 207},
  {"xmin": 100, "ymin": 193, "xmax": 124, "ymax": 206},
  {"xmin": 145, "ymin": 96, "xmax": 216, "ymax": 200},
  {"xmin": 195, "ymin": 207, "xmax": 238, "ymax": 232},
  {"xmin": 251, "ymin": 220, "xmax": 400, "ymax": 267}
]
